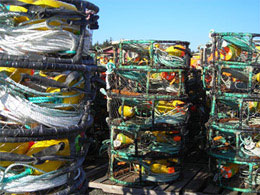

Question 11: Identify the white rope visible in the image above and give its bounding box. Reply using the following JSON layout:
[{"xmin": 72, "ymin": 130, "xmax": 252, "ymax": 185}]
[
  {"xmin": 0, "ymin": 18, "xmax": 92, "ymax": 56},
  {"xmin": 0, "ymin": 88, "xmax": 82, "ymax": 128},
  {"xmin": 0, "ymin": 163, "xmax": 82, "ymax": 193},
  {"xmin": 2, "ymin": 173, "xmax": 67, "ymax": 193}
]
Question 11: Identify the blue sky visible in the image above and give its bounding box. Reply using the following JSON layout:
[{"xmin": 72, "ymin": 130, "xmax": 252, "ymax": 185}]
[{"xmin": 90, "ymin": 0, "xmax": 260, "ymax": 50}]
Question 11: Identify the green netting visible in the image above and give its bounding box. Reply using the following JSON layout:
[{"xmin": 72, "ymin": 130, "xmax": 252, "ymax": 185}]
[{"xmin": 222, "ymin": 36, "xmax": 254, "ymax": 51}]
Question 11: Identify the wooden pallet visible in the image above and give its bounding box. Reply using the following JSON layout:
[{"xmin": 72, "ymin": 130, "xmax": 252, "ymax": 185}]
[{"xmin": 84, "ymin": 162, "xmax": 243, "ymax": 195}]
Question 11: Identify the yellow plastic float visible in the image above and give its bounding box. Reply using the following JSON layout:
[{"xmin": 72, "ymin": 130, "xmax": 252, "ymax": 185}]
[{"xmin": 26, "ymin": 139, "xmax": 70, "ymax": 174}]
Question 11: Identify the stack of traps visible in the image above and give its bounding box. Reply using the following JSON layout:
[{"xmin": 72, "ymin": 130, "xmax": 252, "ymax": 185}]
[
  {"xmin": 106, "ymin": 40, "xmax": 191, "ymax": 185},
  {"xmin": 0, "ymin": 0, "xmax": 99, "ymax": 194},
  {"xmin": 203, "ymin": 32, "xmax": 260, "ymax": 192}
]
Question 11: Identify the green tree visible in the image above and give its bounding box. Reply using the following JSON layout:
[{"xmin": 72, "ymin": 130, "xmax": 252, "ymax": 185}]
[{"xmin": 93, "ymin": 38, "xmax": 112, "ymax": 50}]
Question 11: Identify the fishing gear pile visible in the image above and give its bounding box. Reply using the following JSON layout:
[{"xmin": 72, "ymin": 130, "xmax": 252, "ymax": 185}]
[
  {"xmin": 0, "ymin": 0, "xmax": 99, "ymax": 194},
  {"xmin": 101, "ymin": 40, "xmax": 191, "ymax": 185},
  {"xmin": 203, "ymin": 31, "xmax": 260, "ymax": 192}
]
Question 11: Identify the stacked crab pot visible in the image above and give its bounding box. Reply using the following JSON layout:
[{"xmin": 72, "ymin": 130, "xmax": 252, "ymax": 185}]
[
  {"xmin": 0, "ymin": 0, "xmax": 99, "ymax": 194},
  {"xmin": 105, "ymin": 40, "xmax": 191, "ymax": 185},
  {"xmin": 203, "ymin": 32, "xmax": 260, "ymax": 192}
]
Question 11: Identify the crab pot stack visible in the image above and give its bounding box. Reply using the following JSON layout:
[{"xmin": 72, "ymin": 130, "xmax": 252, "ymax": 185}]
[
  {"xmin": 0, "ymin": 0, "xmax": 99, "ymax": 194},
  {"xmin": 105, "ymin": 40, "xmax": 191, "ymax": 185},
  {"xmin": 204, "ymin": 32, "xmax": 260, "ymax": 192}
]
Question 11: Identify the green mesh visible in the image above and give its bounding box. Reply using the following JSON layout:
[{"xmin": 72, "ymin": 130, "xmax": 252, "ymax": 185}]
[{"xmin": 222, "ymin": 36, "xmax": 254, "ymax": 51}]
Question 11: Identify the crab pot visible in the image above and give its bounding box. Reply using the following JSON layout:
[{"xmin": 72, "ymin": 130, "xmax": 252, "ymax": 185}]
[
  {"xmin": 209, "ymin": 32, "xmax": 260, "ymax": 63},
  {"xmin": 107, "ymin": 67, "xmax": 188, "ymax": 97},
  {"xmin": 206, "ymin": 62, "xmax": 260, "ymax": 94},
  {"xmin": 105, "ymin": 39, "xmax": 191, "ymax": 186},
  {"xmin": 208, "ymin": 127, "xmax": 260, "ymax": 161},
  {"xmin": 0, "ymin": 0, "xmax": 99, "ymax": 65},
  {"xmin": 107, "ymin": 96, "xmax": 189, "ymax": 129},
  {"xmin": 208, "ymin": 96, "xmax": 260, "ymax": 162},
  {"xmin": 109, "ymin": 124, "xmax": 186, "ymax": 185},
  {"xmin": 112, "ymin": 40, "xmax": 190, "ymax": 68},
  {"xmin": 202, "ymin": 32, "xmax": 260, "ymax": 92},
  {"xmin": 209, "ymin": 158, "xmax": 260, "ymax": 193},
  {"xmin": 210, "ymin": 95, "xmax": 260, "ymax": 127},
  {"xmin": 0, "ymin": 64, "xmax": 97, "ymax": 193}
]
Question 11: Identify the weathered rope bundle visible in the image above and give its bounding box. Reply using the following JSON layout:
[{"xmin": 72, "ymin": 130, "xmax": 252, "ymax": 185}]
[{"xmin": 0, "ymin": 0, "xmax": 99, "ymax": 194}]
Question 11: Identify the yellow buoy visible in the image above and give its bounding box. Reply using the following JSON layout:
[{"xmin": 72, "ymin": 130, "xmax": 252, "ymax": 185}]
[
  {"xmin": 7, "ymin": 5, "xmax": 28, "ymax": 12},
  {"xmin": 249, "ymin": 101, "xmax": 260, "ymax": 112},
  {"xmin": 0, "ymin": 68, "xmax": 32, "ymax": 82},
  {"xmin": 165, "ymin": 45, "xmax": 185, "ymax": 57},
  {"xmin": 26, "ymin": 139, "xmax": 70, "ymax": 175},
  {"xmin": 17, "ymin": 0, "xmax": 77, "ymax": 10},
  {"xmin": 118, "ymin": 105, "xmax": 135, "ymax": 118},
  {"xmin": 254, "ymin": 72, "xmax": 260, "ymax": 83},
  {"xmin": 156, "ymin": 101, "xmax": 174, "ymax": 113},
  {"xmin": 116, "ymin": 133, "xmax": 133, "ymax": 145},
  {"xmin": 190, "ymin": 55, "xmax": 201, "ymax": 68},
  {"xmin": 156, "ymin": 100, "xmax": 185, "ymax": 114},
  {"xmin": 172, "ymin": 100, "xmax": 184, "ymax": 107},
  {"xmin": 46, "ymin": 74, "xmax": 85, "ymax": 109},
  {"xmin": 0, "ymin": 142, "xmax": 30, "ymax": 167},
  {"xmin": 256, "ymin": 45, "xmax": 260, "ymax": 53},
  {"xmin": 7, "ymin": 0, "xmax": 77, "ymax": 23},
  {"xmin": 7, "ymin": 5, "xmax": 29, "ymax": 23},
  {"xmin": 256, "ymin": 141, "xmax": 260, "ymax": 148},
  {"xmin": 150, "ymin": 163, "xmax": 175, "ymax": 174}
]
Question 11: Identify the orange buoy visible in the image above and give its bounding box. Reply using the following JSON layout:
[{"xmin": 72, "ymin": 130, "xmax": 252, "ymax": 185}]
[
  {"xmin": 220, "ymin": 163, "xmax": 239, "ymax": 178},
  {"xmin": 161, "ymin": 72, "xmax": 176, "ymax": 81}
]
